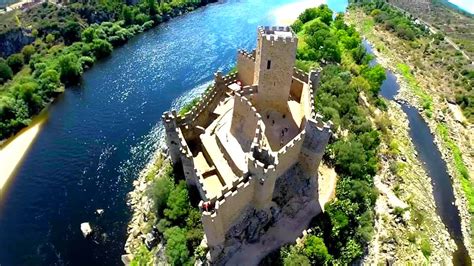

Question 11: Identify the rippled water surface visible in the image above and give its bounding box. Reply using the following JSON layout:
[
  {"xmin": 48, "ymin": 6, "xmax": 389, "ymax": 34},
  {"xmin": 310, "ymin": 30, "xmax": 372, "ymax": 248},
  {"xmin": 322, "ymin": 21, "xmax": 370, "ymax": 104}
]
[{"xmin": 0, "ymin": 1, "xmax": 302, "ymax": 264}]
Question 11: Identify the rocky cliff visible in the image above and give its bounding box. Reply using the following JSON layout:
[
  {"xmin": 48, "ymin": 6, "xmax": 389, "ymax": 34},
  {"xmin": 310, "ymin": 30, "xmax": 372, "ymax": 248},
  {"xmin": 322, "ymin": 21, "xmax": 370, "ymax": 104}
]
[
  {"xmin": 0, "ymin": 28, "xmax": 34, "ymax": 57},
  {"xmin": 208, "ymin": 163, "xmax": 321, "ymax": 264}
]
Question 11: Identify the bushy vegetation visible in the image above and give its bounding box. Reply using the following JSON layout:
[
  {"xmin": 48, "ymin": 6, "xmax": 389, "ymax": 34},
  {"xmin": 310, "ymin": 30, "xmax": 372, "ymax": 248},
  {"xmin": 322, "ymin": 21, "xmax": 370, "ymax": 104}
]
[
  {"xmin": 277, "ymin": 6, "xmax": 386, "ymax": 264},
  {"xmin": 179, "ymin": 97, "xmax": 200, "ymax": 116},
  {"xmin": 0, "ymin": 0, "xmax": 215, "ymax": 141},
  {"xmin": 352, "ymin": 0, "xmax": 427, "ymax": 41},
  {"xmin": 147, "ymin": 164, "xmax": 204, "ymax": 265},
  {"xmin": 437, "ymin": 123, "xmax": 474, "ymax": 241}
]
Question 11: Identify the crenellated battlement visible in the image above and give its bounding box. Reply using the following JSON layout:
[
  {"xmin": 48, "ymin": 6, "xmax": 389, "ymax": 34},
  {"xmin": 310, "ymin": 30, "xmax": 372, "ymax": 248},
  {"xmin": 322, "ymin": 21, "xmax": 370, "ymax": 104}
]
[
  {"xmin": 238, "ymin": 85, "xmax": 258, "ymax": 96},
  {"xmin": 293, "ymin": 67, "xmax": 309, "ymax": 83},
  {"xmin": 258, "ymin": 26, "xmax": 297, "ymax": 43},
  {"xmin": 237, "ymin": 49, "xmax": 255, "ymax": 61},
  {"xmin": 176, "ymin": 71, "xmax": 238, "ymax": 128},
  {"xmin": 234, "ymin": 91, "xmax": 261, "ymax": 121}
]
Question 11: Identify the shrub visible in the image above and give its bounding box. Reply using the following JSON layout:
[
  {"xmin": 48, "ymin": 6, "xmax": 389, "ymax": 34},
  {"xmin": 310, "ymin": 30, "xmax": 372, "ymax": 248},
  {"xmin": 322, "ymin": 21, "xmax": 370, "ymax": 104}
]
[
  {"xmin": 150, "ymin": 169, "xmax": 174, "ymax": 215},
  {"xmin": 7, "ymin": 53, "xmax": 25, "ymax": 73},
  {"xmin": 164, "ymin": 227, "xmax": 189, "ymax": 265},
  {"xmin": 91, "ymin": 39, "xmax": 113, "ymax": 59},
  {"xmin": 291, "ymin": 19, "xmax": 303, "ymax": 33},
  {"xmin": 304, "ymin": 236, "xmax": 332, "ymax": 264},
  {"xmin": 164, "ymin": 181, "xmax": 190, "ymax": 221},
  {"xmin": 81, "ymin": 27, "xmax": 97, "ymax": 43},
  {"xmin": 420, "ymin": 238, "xmax": 431, "ymax": 258},
  {"xmin": 80, "ymin": 56, "xmax": 95, "ymax": 68},
  {"xmin": 179, "ymin": 97, "xmax": 200, "ymax": 116},
  {"xmin": 45, "ymin": 33, "xmax": 55, "ymax": 44},
  {"xmin": 130, "ymin": 244, "xmax": 153, "ymax": 266},
  {"xmin": 21, "ymin": 45, "xmax": 35, "ymax": 63},
  {"xmin": 142, "ymin": 20, "xmax": 154, "ymax": 31},
  {"xmin": 58, "ymin": 53, "xmax": 83, "ymax": 84},
  {"xmin": 0, "ymin": 60, "xmax": 13, "ymax": 83},
  {"xmin": 38, "ymin": 68, "xmax": 61, "ymax": 97}
]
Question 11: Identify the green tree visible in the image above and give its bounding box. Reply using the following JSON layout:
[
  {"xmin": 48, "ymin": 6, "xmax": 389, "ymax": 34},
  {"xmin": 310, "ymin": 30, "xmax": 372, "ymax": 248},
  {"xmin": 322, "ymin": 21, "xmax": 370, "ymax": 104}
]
[
  {"xmin": 298, "ymin": 7, "xmax": 318, "ymax": 23},
  {"xmin": 362, "ymin": 65, "xmax": 386, "ymax": 96},
  {"xmin": 164, "ymin": 227, "xmax": 189, "ymax": 265},
  {"xmin": 7, "ymin": 53, "xmax": 24, "ymax": 73},
  {"xmin": 81, "ymin": 27, "xmax": 97, "ymax": 43},
  {"xmin": 340, "ymin": 239, "xmax": 363, "ymax": 263},
  {"xmin": 122, "ymin": 5, "xmax": 134, "ymax": 25},
  {"xmin": 147, "ymin": 0, "xmax": 159, "ymax": 17},
  {"xmin": 291, "ymin": 19, "xmax": 304, "ymax": 33},
  {"xmin": 38, "ymin": 69, "xmax": 61, "ymax": 97},
  {"xmin": 282, "ymin": 247, "xmax": 310, "ymax": 266},
  {"xmin": 135, "ymin": 13, "xmax": 151, "ymax": 25},
  {"xmin": 58, "ymin": 53, "xmax": 83, "ymax": 84},
  {"xmin": 349, "ymin": 76, "xmax": 371, "ymax": 93},
  {"xmin": 150, "ymin": 171, "xmax": 174, "ymax": 215},
  {"xmin": 314, "ymin": 4, "xmax": 333, "ymax": 25},
  {"xmin": 62, "ymin": 20, "xmax": 82, "ymax": 44},
  {"xmin": 304, "ymin": 235, "xmax": 332, "ymax": 264},
  {"xmin": 0, "ymin": 59, "xmax": 13, "ymax": 83},
  {"xmin": 91, "ymin": 39, "xmax": 113, "ymax": 59},
  {"xmin": 21, "ymin": 45, "xmax": 35, "ymax": 63},
  {"xmin": 45, "ymin": 33, "xmax": 55, "ymax": 44},
  {"xmin": 164, "ymin": 181, "xmax": 190, "ymax": 221},
  {"xmin": 14, "ymin": 81, "xmax": 43, "ymax": 114}
]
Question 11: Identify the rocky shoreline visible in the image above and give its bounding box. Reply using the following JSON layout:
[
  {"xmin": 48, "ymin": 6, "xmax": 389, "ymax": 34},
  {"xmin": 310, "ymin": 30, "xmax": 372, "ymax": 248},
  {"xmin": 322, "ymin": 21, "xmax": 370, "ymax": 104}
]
[
  {"xmin": 123, "ymin": 151, "xmax": 168, "ymax": 264},
  {"xmin": 364, "ymin": 101, "xmax": 455, "ymax": 264}
]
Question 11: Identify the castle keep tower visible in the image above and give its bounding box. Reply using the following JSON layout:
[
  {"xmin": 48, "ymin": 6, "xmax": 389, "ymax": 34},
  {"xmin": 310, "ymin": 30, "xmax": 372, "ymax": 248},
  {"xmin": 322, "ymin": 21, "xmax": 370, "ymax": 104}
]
[
  {"xmin": 162, "ymin": 26, "xmax": 333, "ymax": 263},
  {"xmin": 254, "ymin": 26, "xmax": 298, "ymax": 113}
]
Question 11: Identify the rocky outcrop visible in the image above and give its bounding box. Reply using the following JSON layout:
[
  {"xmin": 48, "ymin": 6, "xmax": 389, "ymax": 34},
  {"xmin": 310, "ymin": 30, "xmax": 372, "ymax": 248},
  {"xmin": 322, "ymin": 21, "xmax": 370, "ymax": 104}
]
[
  {"xmin": 0, "ymin": 28, "xmax": 35, "ymax": 58},
  {"xmin": 208, "ymin": 164, "xmax": 322, "ymax": 264}
]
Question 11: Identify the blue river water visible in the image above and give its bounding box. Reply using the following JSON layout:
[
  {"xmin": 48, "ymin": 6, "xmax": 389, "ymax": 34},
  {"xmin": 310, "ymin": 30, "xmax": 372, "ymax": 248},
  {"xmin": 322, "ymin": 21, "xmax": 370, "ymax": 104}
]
[{"xmin": 0, "ymin": 1, "xmax": 311, "ymax": 264}]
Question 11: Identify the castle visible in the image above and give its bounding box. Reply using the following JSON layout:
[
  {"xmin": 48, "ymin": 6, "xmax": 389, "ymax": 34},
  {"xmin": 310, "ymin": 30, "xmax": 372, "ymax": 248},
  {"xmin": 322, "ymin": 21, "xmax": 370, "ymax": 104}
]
[{"xmin": 162, "ymin": 26, "xmax": 332, "ymax": 261}]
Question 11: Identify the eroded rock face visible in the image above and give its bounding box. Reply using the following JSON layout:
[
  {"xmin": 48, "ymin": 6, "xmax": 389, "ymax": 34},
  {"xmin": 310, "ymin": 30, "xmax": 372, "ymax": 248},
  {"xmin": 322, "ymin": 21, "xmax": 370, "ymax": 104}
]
[
  {"xmin": 0, "ymin": 28, "xmax": 35, "ymax": 58},
  {"xmin": 272, "ymin": 164, "xmax": 316, "ymax": 207},
  {"xmin": 211, "ymin": 164, "xmax": 319, "ymax": 264}
]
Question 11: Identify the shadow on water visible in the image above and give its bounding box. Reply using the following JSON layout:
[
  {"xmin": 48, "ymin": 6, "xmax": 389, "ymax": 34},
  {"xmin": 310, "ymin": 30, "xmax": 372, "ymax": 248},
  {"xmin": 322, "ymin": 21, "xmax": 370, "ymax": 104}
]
[{"xmin": 363, "ymin": 40, "xmax": 471, "ymax": 265}]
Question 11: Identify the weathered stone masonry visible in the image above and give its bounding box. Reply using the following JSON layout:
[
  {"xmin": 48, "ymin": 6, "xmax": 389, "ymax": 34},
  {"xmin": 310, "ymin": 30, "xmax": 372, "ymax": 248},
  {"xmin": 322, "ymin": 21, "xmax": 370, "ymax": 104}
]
[{"xmin": 162, "ymin": 26, "xmax": 332, "ymax": 261}]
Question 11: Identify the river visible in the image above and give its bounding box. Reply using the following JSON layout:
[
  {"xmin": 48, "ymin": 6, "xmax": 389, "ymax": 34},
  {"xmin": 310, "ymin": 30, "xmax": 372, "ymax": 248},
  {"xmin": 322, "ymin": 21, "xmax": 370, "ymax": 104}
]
[
  {"xmin": 0, "ymin": 1, "xmax": 309, "ymax": 264},
  {"xmin": 364, "ymin": 39, "xmax": 470, "ymax": 265}
]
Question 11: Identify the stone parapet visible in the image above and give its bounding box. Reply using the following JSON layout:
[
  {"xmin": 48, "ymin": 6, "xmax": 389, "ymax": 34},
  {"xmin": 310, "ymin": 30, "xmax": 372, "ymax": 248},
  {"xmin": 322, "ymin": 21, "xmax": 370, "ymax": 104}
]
[
  {"xmin": 258, "ymin": 26, "xmax": 297, "ymax": 43},
  {"xmin": 200, "ymin": 175, "xmax": 256, "ymax": 247},
  {"xmin": 237, "ymin": 49, "xmax": 255, "ymax": 61},
  {"xmin": 293, "ymin": 67, "xmax": 309, "ymax": 83},
  {"xmin": 238, "ymin": 85, "xmax": 258, "ymax": 97}
]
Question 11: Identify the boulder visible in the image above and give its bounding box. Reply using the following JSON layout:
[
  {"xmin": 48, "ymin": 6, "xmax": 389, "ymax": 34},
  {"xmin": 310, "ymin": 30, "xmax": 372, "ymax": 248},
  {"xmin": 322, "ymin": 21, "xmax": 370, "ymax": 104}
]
[{"xmin": 80, "ymin": 222, "xmax": 93, "ymax": 238}]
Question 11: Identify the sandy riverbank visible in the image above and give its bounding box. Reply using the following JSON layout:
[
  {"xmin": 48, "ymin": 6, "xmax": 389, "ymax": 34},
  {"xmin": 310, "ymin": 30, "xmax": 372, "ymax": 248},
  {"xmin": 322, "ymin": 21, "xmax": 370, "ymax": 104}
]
[
  {"xmin": 273, "ymin": 0, "xmax": 326, "ymax": 25},
  {"xmin": 0, "ymin": 115, "xmax": 46, "ymax": 193}
]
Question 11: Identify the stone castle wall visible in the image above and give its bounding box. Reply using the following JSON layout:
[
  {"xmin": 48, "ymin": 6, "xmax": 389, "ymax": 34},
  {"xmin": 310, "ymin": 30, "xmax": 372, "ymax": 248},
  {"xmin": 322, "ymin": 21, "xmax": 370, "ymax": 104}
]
[
  {"xmin": 237, "ymin": 49, "xmax": 255, "ymax": 86},
  {"xmin": 230, "ymin": 92, "xmax": 261, "ymax": 151}
]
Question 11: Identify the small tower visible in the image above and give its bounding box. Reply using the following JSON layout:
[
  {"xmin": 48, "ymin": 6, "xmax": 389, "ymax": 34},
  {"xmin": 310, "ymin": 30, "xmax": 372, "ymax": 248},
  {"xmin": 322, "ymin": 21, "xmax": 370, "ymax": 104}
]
[{"xmin": 254, "ymin": 26, "xmax": 298, "ymax": 112}]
